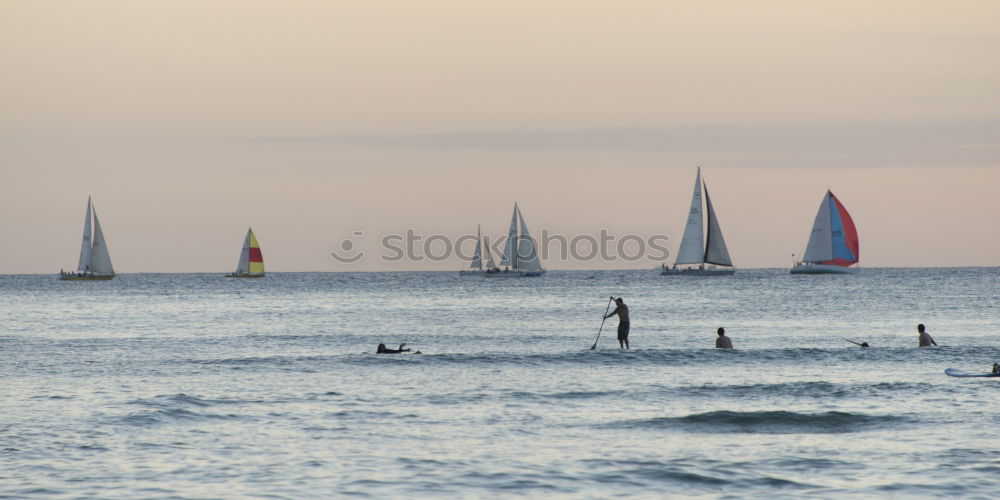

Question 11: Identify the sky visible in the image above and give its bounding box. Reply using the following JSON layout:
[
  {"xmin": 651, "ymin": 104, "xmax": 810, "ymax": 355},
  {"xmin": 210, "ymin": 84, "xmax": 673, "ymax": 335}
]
[{"xmin": 2, "ymin": 1, "xmax": 999, "ymax": 272}]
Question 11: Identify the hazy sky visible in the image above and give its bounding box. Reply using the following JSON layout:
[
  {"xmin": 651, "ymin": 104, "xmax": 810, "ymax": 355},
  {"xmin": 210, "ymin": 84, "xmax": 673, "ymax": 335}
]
[{"xmin": 3, "ymin": 1, "xmax": 999, "ymax": 272}]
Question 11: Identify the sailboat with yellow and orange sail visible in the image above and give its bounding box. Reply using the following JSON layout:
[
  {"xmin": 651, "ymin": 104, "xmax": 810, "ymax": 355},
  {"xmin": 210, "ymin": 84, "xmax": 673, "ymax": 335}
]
[{"xmin": 226, "ymin": 228, "xmax": 265, "ymax": 278}]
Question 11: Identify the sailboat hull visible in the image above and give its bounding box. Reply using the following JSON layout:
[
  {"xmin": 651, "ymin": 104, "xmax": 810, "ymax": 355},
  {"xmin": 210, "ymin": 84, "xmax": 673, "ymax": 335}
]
[
  {"xmin": 790, "ymin": 264, "xmax": 858, "ymax": 275},
  {"xmin": 59, "ymin": 273, "xmax": 114, "ymax": 281},
  {"xmin": 661, "ymin": 266, "xmax": 735, "ymax": 276},
  {"xmin": 459, "ymin": 270, "xmax": 485, "ymax": 276},
  {"xmin": 484, "ymin": 270, "xmax": 545, "ymax": 278},
  {"xmin": 225, "ymin": 273, "xmax": 265, "ymax": 278}
]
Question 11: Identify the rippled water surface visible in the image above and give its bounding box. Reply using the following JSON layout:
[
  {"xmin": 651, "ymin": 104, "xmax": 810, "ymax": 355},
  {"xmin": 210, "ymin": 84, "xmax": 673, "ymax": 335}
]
[{"xmin": 2, "ymin": 269, "xmax": 998, "ymax": 498}]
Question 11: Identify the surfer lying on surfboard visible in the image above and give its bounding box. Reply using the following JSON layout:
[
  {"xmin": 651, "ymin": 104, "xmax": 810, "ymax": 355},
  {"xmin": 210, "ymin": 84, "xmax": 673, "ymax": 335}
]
[{"xmin": 376, "ymin": 343, "xmax": 421, "ymax": 354}]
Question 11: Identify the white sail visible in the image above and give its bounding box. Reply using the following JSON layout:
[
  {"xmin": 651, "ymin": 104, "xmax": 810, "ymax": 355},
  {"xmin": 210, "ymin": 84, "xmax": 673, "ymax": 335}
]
[
  {"xmin": 89, "ymin": 208, "xmax": 115, "ymax": 275},
  {"xmin": 674, "ymin": 168, "xmax": 705, "ymax": 265},
  {"xmin": 515, "ymin": 207, "xmax": 542, "ymax": 272},
  {"xmin": 500, "ymin": 203, "xmax": 519, "ymax": 267},
  {"xmin": 470, "ymin": 225, "xmax": 483, "ymax": 269},
  {"xmin": 484, "ymin": 236, "xmax": 499, "ymax": 271},
  {"xmin": 703, "ymin": 183, "xmax": 733, "ymax": 267},
  {"xmin": 77, "ymin": 197, "xmax": 93, "ymax": 272},
  {"xmin": 802, "ymin": 191, "xmax": 834, "ymax": 263},
  {"xmin": 235, "ymin": 229, "xmax": 252, "ymax": 274}
]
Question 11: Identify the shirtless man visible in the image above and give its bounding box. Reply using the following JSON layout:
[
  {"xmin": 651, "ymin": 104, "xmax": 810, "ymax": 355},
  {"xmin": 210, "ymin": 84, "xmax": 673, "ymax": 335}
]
[
  {"xmin": 604, "ymin": 297, "xmax": 630, "ymax": 349},
  {"xmin": 917, "ymin": 324, "xmax": 937, "ymax": 347},
  {"xmin": 715, "ymin": 327, "xmax": 733, "ymax": 349}
]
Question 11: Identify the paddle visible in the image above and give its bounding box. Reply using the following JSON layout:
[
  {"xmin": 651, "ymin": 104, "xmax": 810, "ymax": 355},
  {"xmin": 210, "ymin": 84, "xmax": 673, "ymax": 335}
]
[
  {"xmin": 591, "ymin": 296, "xmax": 614, "ymax": 350},
  {"xmin": 844, "ymin": 338, "xmax": 869, "ymax": 347}
]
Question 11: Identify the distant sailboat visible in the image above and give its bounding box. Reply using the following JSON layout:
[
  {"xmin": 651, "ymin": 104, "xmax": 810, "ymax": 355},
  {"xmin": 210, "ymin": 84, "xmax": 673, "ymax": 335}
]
[
  {"xmin": 460, "ymin": 225, "xmax": 486, "ymax": 276},
  {"xmin": 60, "ymin": 197, "xmax": 115, "ymax": 280},
  {"xmin": 486, "ymin": 203, "xmax": 545, "ymax": 278},
  {"xmin": 662, "ymin": 167, "xmax": 735, "ymax": 276},
  {"xmin": 791, "ymin": 190, "xmax": 859, "ymax": 274},
  {"xmin": 226, "ymin": 228, "xmax": 265, "ymax": 278}
]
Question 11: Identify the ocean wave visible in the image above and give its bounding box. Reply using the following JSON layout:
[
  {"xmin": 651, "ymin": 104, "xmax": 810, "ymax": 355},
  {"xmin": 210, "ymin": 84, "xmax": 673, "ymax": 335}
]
[
  {"xmin": 115, "ymin": 408, "xmax": 245, "ymax": 427},
  {"xmin": 611, "ymin": 410, "xmax": 909, "ymax": 434}
]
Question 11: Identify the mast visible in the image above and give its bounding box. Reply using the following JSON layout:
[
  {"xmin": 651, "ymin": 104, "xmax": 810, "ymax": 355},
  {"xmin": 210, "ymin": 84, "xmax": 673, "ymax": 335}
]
[{"xmin": 77, "ymin": 197, "xmax": 93, "ymax": 273}]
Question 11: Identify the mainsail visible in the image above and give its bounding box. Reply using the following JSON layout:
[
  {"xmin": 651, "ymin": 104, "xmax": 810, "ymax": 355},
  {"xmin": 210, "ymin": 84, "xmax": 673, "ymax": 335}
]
[
  {"xmin": 501, "ymin": 204, "xmax": 519, "ymax": 268},
  {"xmin": 77, "ymin": 198, "xmax": 93, "ymax": 272},
  {"xmin": 801, "ymin": 190, "xmax": 859, "ymax": 266},
  {"xmin": 674, "ymin": 168, "xmax": 705, "ymax": 265},
  {"xmin": 470, "ymin": 225, "xmax": 483, "ymax": 270}
]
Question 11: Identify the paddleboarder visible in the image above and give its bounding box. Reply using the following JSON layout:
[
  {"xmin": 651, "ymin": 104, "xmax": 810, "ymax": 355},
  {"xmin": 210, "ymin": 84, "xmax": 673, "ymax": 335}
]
[
  {"xmin": 604, "ymin": 297, "xmax": 630, "ymax": 349},
  {"xmin": 917, "ymin": 324, "xmax": 937, "ymax": 347},
  {"xmin": 715, "ymin": 328, "xmax": 733, "ymax": 349}
]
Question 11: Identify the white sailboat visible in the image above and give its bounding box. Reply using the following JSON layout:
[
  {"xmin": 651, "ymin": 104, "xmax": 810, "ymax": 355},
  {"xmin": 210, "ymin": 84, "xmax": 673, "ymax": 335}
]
[
  {"xmin": 791, "ymin": 190, "xmax": 859, "ymax": 274},
  {"xmin": 485, "ymin": 202, "xmax": 545, "ymax": 278},
  {"xmin": 60, "ymin": 197, "xmax": 115, "ymax": 280},
  {"xmin": 459, "ymin": 225, "xmax": 486, "ymax": 276},
  {"xmin": 661, "ymin": 167, "xmax": 735, "ymax": 276}
]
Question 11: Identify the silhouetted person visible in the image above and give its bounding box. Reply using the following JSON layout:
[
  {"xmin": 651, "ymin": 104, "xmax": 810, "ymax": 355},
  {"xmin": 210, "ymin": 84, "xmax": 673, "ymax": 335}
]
[
  {"xmin": 604, "ymin": 297, "xmax": 630, "ymax": 349},
  {"xmin": 992, "ymin": 363, "xmax": 999, "ymax": 374},
  {"xmin": 376, "ymin": 343, "xmax": 411, "ymax": 354},
  {"xmin": 917, "ymin": 324, "xmax": 937, "ymax": 347},
  {"xmin": 715, "ymin": 327, "xmax": 733, "ymax": 349}
]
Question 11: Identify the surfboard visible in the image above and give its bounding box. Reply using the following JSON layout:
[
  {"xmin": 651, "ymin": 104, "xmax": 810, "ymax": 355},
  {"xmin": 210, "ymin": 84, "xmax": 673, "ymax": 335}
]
[{"xmin": 944, "ymin": 368, "xmax": 1000, "ymax": 378}]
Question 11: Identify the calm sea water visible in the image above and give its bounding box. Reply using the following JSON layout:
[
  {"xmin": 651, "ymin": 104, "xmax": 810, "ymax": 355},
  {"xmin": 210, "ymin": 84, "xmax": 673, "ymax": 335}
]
[{"xmin": 2, "ymin": 268, "xmax": 998, "ymax": 498}]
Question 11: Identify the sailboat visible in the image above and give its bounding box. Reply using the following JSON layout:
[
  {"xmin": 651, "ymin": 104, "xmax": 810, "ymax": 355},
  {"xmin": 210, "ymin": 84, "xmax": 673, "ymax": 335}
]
[
  {"xmin": 60, "ymin": 197, "xmax": 115, "ymax": 280},
  {"xmin": 459, "ymin": 225, "xmax": 486, "ymax": 276},
  {"xmin": 661, "ymin": 167, "xmax": 735, "ymax": 276},
  {"xmin": 791, "ymin": 190, "xmax": 859, "ymax": 274},
  {"xmin": 485, "ymin": 202, "xmax": 545, "ymax": 278},
  {"xmin": 226, "ymin": 228, "xmax": 265, "ymax": 278}
]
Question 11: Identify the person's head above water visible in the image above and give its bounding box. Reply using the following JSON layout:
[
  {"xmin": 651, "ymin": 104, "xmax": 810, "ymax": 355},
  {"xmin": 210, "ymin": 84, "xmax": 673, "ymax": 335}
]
[
  {"xmin": 376, "ymin": 343, "xmax": 387, "ymax": 353},
  {"xmin": 917, "ymin": 323, "xmax": 926, "ymax": 333},
  {"xmin": 717, "ymin": 327, "xmax": 725, "ymax": 336},
  {"xmin": 615, "ymin": 297, "xmax": 624, "ymax": 305}
]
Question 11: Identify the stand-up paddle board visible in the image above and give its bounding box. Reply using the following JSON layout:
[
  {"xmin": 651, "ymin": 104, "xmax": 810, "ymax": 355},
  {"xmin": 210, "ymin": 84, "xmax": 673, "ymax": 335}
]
[{"xmin": 944, "ymin": 368, "xmax": 1000, "ymax": 378}]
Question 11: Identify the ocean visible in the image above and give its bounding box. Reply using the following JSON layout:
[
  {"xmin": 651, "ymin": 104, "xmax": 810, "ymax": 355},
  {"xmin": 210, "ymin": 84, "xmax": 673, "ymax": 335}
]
[{"xmin": 1, "ymin": 268, "xmax": 998, "ymax": 498}]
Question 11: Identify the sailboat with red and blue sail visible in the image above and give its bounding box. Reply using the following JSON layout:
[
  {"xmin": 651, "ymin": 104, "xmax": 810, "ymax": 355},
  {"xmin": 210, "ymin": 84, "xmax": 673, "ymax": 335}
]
[{"xmin": 791, "ymin": 190, "xmax": 859, "ymax": 274}]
